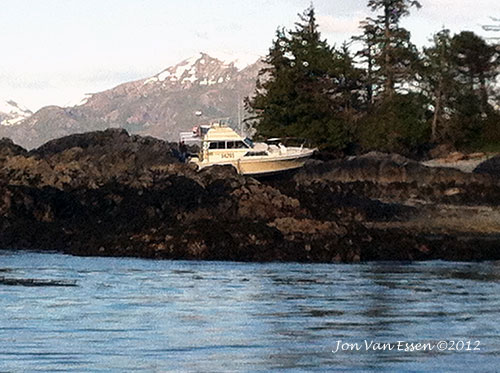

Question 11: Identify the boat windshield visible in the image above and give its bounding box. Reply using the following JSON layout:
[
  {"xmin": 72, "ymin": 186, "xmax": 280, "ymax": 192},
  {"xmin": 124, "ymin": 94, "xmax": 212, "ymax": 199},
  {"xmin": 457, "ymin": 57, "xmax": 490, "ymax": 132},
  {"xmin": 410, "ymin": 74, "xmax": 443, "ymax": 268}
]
[{"xmin": 243, "ymin": 137, "xmax": 254, "ymax": 148}]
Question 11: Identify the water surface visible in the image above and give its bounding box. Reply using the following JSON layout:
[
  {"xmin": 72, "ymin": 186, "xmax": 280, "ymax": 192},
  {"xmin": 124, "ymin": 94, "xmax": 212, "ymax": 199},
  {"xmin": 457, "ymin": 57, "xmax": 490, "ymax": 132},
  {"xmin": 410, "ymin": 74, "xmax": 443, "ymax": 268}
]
[{"xmin": 1, "ymin": 251, "xmax": 499, "ymax": 372}]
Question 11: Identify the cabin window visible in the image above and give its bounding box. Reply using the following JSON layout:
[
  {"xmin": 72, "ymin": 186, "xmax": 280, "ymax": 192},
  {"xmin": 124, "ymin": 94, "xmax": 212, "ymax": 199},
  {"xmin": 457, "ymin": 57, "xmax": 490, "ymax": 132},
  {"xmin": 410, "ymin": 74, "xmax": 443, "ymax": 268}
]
[
  {"xmin": 208, "ymin": 141, "xmax": 247, "ymax": 150},
  {"xmin": 208, "ymin": 141, "xmax": 226, "ymax": 149}
]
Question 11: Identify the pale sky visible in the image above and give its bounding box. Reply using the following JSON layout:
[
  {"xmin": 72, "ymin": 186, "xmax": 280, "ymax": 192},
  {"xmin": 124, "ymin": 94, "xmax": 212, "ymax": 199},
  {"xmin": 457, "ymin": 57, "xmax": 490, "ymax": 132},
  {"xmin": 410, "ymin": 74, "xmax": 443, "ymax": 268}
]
[{"xmin": 1, "ymin": 0, "xmax": 498, "ymax": 111}]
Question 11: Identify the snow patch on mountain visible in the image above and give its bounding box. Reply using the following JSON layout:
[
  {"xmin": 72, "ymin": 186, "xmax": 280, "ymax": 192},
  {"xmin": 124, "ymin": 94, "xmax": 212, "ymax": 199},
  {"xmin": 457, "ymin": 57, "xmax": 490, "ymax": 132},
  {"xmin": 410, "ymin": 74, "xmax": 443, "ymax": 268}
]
[
  {"xmin": 142, "ymin": 52, "xmax": 260, "ymax": 88},
  {"xmin": 0, "ymin": 99, "xmax": 33, "ymax": 126},
  {"xmin": 208, "ymin": 51, "xmax": 261, "ymax": 70},
  {"xmin": 157, "ymin": 70, "xmax": 170, "ymax": 82},
  {"xmin": 64, "ymin": 93, "xmax": 94, "ymax": 107}
]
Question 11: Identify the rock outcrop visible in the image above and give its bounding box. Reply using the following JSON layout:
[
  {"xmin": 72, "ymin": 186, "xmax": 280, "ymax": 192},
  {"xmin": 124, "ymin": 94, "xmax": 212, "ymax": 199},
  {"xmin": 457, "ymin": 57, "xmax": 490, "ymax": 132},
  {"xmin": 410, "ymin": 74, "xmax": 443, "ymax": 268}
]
[
  {"xmin": 1, "ymin": 129, "xmax": 181, "ymax": 189},
  {"xmin": 474, "ymin": 155, "xmax": 500, "ymax": 176},
  {"xmin": 1, "ymin": 133, "xmax": 499, "ymax": 262},
  {"xmin": 291, "ymin": 152, "xmax": 500, "ymax": 205}
]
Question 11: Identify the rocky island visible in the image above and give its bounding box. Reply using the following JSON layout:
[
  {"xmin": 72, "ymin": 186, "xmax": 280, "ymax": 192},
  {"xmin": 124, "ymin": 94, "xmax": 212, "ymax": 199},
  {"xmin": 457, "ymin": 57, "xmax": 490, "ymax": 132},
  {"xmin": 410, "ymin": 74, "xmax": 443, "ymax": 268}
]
[{"xmin": 1, "ymin": 129, "xmax": 499, "ymax": 263}]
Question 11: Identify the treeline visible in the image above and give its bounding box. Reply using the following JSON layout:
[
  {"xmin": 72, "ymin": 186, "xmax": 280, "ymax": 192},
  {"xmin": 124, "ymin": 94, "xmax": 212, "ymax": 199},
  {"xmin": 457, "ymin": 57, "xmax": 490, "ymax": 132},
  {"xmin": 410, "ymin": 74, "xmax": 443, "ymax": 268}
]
[{"xmin": 246, "ymin": 0, "xmax": 499, "ymax": 156}]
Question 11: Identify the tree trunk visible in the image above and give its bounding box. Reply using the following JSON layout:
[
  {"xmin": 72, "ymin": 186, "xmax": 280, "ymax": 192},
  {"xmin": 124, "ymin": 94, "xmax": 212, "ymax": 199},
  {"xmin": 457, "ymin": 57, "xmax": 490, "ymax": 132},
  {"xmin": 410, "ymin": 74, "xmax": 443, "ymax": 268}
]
[
  {"xmin": 479, "ymin": 72, "xmax": 488, "ymax": 113},
  {"xmin": 431, "ymin": 85, "xmax": 442, "ymax": 142},
  {"xmin": 367, "ymin": 47, "xmax": 374, "ymax": 105},
  {"xmin": 383, "ymin": 5, "xmax": 394, "ymax": 98}
]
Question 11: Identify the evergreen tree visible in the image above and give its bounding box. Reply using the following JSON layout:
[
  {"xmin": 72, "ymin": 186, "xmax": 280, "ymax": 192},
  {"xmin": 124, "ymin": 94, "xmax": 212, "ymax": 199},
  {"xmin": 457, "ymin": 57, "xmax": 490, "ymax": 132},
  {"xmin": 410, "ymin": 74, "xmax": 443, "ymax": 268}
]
[
  {"xmin": 357, "ymin": 92, "xmax": 429, "ymax": 155},
  {"xmin": 335, "ymin": 42, "xmax": 365, "ymax": 115},
  {"xmin": 246, "ymin": 6, "xmax": 350, "ymax": 149},
  {"xmin": 360, "ymin": 0, "xmax": 422, "ymax": 98},
  {"xmin": 353, "ymin": 0, "xmax": 427, "ymax": 155},
  {"xmin": 421, "ymin": 29, "xmax": 457, "ymax": 142},
  {"xmin": 420, "ymin": 30, "xmax": 498, "ymax": 147},
  {"xmin": 451, "ymin": 31, "xmax": 498, "ymax": 112},
  {"xmin": 449, "ymin": 31, "xmax": 499, "ymax": 146},
  {"xmin": 353, "ymin": 21, "xmax": 379, "ymax": 105}
]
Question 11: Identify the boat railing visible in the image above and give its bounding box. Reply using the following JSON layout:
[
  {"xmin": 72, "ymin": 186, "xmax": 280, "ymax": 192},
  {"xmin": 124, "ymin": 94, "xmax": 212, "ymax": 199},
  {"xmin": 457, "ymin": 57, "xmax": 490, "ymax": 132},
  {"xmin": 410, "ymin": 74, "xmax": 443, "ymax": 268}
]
[{"xmin": 179, "ymin": 132, "xmax": 201, "ymax": 143}]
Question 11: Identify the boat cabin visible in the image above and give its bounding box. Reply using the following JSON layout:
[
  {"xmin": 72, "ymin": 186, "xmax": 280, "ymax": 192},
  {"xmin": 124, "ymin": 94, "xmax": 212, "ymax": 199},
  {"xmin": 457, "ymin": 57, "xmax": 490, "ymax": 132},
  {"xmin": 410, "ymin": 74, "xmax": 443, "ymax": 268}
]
[{"xmin": 201, "ymin": 125, "xmax": 250, "ymax": 162}]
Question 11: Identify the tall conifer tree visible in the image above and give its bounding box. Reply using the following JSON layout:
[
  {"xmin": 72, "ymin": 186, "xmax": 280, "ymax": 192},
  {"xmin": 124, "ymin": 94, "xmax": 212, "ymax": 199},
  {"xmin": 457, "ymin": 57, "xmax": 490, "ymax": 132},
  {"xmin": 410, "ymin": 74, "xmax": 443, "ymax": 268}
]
[
  {"xmin": 422, "ymin": 29, "xmax": 456, "ymax": 142},
  {"xmin": 360, "ymin": 0, "xmax": 422, "ymax": 99},
  {"xmin": 246, "ymin": 6, "xmax": 350, "ymax": 149},
  {"xmin": 448, "ymin": 31, "xmax": 499, "ymax": 145}
]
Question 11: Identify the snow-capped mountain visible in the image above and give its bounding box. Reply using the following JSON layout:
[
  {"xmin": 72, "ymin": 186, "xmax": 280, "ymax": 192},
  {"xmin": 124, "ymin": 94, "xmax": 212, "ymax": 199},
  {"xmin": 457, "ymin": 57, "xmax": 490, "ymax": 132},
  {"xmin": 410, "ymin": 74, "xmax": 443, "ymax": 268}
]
[
  {"xmin": 0, "ymin": 100, "xmax": 33, "ymax": 126},
  {"xmin": 141, "ymin": 52, "xmax": 257, "ymax": 88},
  {"xmin": 145, "ymin": 55, "xmax": 231, "ymax": 86},
  {"xmin": 73, "ymin": 52, "xmax": 260, "ymax": 108},
  {"xmin": 0, "ymin": 53, "xmax": 263, "ymax": 149}
]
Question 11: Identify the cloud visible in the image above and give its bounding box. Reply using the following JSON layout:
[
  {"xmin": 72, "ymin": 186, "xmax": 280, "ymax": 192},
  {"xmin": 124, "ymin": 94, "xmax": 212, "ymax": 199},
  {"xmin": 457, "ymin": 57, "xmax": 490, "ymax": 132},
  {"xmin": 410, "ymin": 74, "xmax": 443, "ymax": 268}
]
[
  {"xmin": 426, "ymin": 0, "xmax": 497, "ymax": 8},
  {"xmin": 421, "ymin": 0, "xmax": 499, "ymax": 23},
  {"xmin": 0, "ymin": 74, "xmax": 53, "ymax": 90},
  {"xmin": 194, "ymin": 31, "xmax": 209, "ymax": 40},
  {"xmin": 0, "ymin": 65, "xmax": 159, "ymax": 111}
]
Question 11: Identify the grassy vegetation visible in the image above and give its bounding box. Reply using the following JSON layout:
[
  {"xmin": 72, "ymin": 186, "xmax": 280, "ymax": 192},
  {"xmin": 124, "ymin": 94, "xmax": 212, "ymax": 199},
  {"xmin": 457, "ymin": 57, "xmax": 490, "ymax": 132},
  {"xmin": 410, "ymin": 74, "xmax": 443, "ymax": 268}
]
[{"xmin": 462, "ymin": 142, "xmax": 500, "ymax": 154}]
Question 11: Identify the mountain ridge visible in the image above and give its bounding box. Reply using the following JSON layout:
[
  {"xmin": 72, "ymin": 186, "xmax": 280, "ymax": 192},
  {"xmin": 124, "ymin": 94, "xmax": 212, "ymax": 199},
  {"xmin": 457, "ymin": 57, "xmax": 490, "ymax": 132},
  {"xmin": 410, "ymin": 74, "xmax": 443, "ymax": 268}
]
[{"xmin": 0, "ymin": 53, "xmax": 263, "ymax": 149}]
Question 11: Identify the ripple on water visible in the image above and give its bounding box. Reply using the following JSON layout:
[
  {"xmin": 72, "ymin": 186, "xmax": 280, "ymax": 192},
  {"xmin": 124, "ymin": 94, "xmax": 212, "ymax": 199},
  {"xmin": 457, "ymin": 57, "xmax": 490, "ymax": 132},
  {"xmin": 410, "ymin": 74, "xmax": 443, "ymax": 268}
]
[{"xmin": 0, "ymin": 251, "xmax": 499, "ymax": 372}]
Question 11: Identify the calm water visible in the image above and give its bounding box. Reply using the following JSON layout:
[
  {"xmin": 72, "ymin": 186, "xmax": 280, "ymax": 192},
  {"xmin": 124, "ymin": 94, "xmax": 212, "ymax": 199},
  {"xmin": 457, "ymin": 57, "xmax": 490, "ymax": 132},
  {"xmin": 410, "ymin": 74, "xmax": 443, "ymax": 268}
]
[{"xmin": 0, "ymin": 251, "xmax": 499, "ymax": 372}]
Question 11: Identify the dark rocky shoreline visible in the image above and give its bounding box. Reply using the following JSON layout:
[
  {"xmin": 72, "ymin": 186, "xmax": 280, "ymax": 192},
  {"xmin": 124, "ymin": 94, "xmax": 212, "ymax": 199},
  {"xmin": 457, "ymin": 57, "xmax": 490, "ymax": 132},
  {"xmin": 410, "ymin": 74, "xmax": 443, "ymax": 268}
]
[{"xmin": 1, "ymin": 129, "xmax": 499, "ymax": 263}]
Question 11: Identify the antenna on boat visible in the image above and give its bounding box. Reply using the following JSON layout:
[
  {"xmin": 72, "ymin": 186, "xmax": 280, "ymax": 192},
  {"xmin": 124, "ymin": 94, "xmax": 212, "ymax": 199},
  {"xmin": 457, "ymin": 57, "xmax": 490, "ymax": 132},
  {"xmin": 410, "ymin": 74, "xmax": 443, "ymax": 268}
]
[
  {"xmin": 238, "ymin": 92, "xmax": 242, "ymax": 136},
  {"xmin": 209, "ymin": 117, "xmax": 231, "ymax": 126}
]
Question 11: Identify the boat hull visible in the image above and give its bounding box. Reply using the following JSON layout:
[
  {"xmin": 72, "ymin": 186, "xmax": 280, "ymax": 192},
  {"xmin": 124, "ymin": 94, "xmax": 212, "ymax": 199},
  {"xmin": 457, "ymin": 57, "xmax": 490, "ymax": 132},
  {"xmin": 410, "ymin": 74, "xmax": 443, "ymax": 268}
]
[{"xmin": 193, "ymin": 150, "xmax": 314, "ymax": 176}]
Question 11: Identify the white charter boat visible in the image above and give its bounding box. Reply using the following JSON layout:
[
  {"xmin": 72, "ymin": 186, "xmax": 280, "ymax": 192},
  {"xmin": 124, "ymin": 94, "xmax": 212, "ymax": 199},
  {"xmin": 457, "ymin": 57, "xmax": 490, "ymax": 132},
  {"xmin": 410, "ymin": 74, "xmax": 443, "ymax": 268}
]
[{"xmin": 179, "ymin": 122, "xmax": 316, "ymax": 176}]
